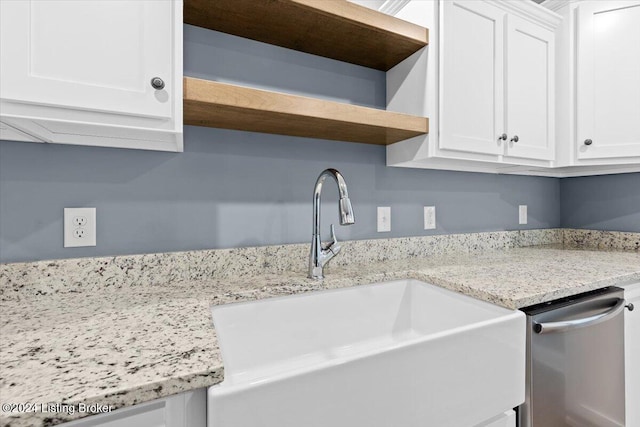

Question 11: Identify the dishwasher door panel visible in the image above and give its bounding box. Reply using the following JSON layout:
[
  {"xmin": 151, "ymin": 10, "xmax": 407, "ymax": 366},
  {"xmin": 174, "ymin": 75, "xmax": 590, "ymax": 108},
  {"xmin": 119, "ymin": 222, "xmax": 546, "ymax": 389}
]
[
  {"xmin": 521, "ymin": 288, "xmax": 626, "ymax": 427},
  {"xmin": 530, "ymin": 315, "xmax": 625, "ymax": 426}
]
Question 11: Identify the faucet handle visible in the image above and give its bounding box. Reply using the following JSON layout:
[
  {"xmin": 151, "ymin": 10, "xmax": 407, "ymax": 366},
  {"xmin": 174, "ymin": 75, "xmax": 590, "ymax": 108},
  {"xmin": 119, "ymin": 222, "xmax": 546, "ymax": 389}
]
[
  {"xmin": 322, "ymin": 224, "xmax": 339, "ymax": 251},
  {"xmin": 330, "ymin": 224, "xmax": 337, "ymax": 245},
  {"xmin": 328, "ymin": 224, "xmax": 341, "ymax": 255}
]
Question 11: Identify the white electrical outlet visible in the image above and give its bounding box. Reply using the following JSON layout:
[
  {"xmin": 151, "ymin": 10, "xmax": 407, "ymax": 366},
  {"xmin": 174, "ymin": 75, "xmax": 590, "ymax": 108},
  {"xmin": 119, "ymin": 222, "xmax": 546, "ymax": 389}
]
[
  {"xmin": 73, "ymin": 216, "xmax": 87, "ymax": 227},
  {"xmin": 519, "ymin": 205, "xmax": 528, "ymax": 225},
  {"xmin": 424, "ymin": 206, "xmax": 436, "ymax": 230},
  {"xmin": 377, "ymin": 207, "xmax": 391, "ymax": 232},
  {"xmin": 64, "ymin": 207, "xmax": 96, "ymax": 247}
]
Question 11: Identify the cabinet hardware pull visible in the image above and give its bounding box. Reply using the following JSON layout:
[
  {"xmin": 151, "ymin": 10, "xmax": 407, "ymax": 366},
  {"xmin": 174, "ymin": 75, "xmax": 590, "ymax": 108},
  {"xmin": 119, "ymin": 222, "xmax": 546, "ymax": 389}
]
[
  {"xmin": 584, "ymin": 139, "xmax": 593, "ymax": 146},
  {"xmin": 498, "ymin": 133, "xmax": 507, "ymax": 141},
  {"xmin": 151, "ymin": 77, "xmax": 165, "ymax": 90},
  {"xmin": 510, "ymin": 135, "xmax": 519, "ymax": 143},
  {"xmin": 627, "ymin": 303, "xmax": 635, "ymax": 312}
]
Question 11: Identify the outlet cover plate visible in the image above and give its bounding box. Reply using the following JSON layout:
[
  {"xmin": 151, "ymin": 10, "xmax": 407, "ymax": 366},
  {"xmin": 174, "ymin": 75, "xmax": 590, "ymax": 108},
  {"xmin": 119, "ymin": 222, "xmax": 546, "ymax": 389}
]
[
  {"xmin": 377, "ymin": 206, "xmax": 391, "ymax": 232},
  {"xmin": 424, "ymin": 206, "xmax": 436, "ymax": 230},
  {"xmin": 64, "ymin": 207, "xmax": 96, "ymax": 248},
  {"xmin": 519, "ymin": 205, "xmax": 527, "ymax": 225}
]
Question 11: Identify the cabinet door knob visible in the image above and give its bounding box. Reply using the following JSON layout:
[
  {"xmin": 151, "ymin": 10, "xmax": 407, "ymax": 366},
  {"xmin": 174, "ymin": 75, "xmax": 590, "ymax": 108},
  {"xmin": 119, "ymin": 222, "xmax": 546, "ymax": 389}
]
[
  {"xmin": 498, "ymin": 133, "xmax": 507, "ymax": 141},
  {"xmin": 510, "ymin": 135, "xmax": 519, "ymax": 143},
  {"xmin": 584, "ymin": 139, "xmax": 593, "ymax": 146},
  {"xmin": 151, "ymin": 77, "xmax": 165, "ymax": 90}
]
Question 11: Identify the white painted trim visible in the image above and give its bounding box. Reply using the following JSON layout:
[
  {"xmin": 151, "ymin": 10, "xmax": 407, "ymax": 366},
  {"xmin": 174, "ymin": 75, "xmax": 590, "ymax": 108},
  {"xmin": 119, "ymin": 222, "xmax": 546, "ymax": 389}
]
[
  {"xmin": 493, "ymin": 0, "xmax": 563, "ymax": 30},
  {"xmin": 0, "ymin": 120, "xmax": 44, "ymax": 142},
  {"xmin": 540, "ymin": 0, "xmax": 580, "ymax": 13},
  {"xmin": 379, "ymin": 0, "xmax": 411, "ymax": 15},
  {"xmin": 385, "ymin": 0, "xmax": 566, "ymax": 21},
  {"xmin": 509, "ymin": 164, "xmax": 640, "ymax": 177}
]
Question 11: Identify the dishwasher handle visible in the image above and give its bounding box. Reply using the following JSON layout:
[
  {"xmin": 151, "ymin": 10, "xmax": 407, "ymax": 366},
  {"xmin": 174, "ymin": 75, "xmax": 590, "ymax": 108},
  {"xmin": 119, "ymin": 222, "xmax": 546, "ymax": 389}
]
[{"xmin": 533, "ymin": 298, "xmax": 627, "ymax": 334}]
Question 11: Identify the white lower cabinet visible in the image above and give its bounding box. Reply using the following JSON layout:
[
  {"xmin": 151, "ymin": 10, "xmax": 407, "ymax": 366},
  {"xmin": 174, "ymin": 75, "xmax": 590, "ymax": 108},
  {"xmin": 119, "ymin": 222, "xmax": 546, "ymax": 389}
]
[
  {"xmin": 475, "ymin": 410, "xmax": 516, "ymax": 427},
  {"xmin": 59, "ymin": 389, "xmax": 205, "ymax": 427},
  {"xmin": 624, "ymin": 283, "xmax": 640, "ymax": 427},
  {"xmin": 60, "ymin": 386, "xmax": 514, "ymax": 427}
]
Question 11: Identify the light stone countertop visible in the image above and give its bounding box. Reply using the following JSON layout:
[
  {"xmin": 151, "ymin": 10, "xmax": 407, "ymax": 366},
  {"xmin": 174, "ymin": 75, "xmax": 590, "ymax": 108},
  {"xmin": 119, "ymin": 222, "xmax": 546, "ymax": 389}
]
[{"xmin": 1, "ymin": 244, "xmax": 640, "ymax": 427}]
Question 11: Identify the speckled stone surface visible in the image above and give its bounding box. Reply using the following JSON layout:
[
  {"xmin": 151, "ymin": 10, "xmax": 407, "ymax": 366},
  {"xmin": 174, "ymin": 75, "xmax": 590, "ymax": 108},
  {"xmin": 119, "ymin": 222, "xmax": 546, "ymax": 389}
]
[
  {"xmin": 563, "ymin": 228, "xmax": 640, "ymax": 251},
  {"xmin": 1, "ymin": 229, "xmax": 639, "ymax": 427},
  {"xmin": 0, "ymin": 229, "xmax": 563, "ymax": 297}
]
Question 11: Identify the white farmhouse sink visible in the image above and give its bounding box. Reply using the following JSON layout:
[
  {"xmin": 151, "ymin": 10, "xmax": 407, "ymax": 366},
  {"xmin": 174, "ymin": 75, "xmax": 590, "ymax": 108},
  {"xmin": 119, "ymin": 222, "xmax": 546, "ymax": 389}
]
[{"xmin": 208, "ymin": 279, "xmax": 525, "ymax": 427}]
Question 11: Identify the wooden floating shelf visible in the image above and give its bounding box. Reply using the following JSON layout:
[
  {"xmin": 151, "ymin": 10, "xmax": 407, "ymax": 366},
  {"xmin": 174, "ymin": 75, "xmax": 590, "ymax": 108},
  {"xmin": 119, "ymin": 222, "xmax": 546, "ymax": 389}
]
[
  {"xmin": 184, "ymin": 0, "xmax": 429, "ymax": 71},
  {"xmin": 183, "ymin": 77, "xmax": 428, "ymax": 145}
]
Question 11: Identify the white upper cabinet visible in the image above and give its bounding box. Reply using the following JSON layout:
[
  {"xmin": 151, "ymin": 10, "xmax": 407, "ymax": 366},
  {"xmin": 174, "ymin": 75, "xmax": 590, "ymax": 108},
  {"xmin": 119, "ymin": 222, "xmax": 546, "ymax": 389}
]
[
  {"xmin": 530, "ymin": 0, "xmax": 640, "ymax": 176},
  {"xmin": 441, "ymin": 1, "xmax": 555, "ymax": 162},
  {"xmin": 440, "ymin": 0, "xmax": 505, "ymax": 157},
  {"xmin": 0, "ymin": 0, "xmax": 183, "ymax": 152},
  {"xmin": 505, "ymin": 15, "xmax": 555, "ymax": 162},
  {"xmin": 388, "ymin": 0, "xmax": 639, "ymax": 176},
  {"xmin": 2, "ymin": 1, "xmax": 172, "ymax": 119},
  {"xmin": 387, "ymin": 0, "xmax": 561, "ymax": 175},
  {"xmin": 575, "ymin": 0, "xmax": 640, "ymax": 160}
]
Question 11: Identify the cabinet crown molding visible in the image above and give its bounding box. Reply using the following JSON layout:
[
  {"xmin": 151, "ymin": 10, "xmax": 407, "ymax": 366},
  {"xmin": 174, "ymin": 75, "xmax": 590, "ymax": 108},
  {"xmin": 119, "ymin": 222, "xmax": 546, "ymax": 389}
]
[
  {"xmin": 380, "ymin": 0, "xmax": 562, "ymax": 30},
  {"xmin": 494, "ymin": 0, "xmax": 563, "ymax": 30},
  {"xmin": 540, "ymin": 0, "xmax": 580, "ymax": 13}
]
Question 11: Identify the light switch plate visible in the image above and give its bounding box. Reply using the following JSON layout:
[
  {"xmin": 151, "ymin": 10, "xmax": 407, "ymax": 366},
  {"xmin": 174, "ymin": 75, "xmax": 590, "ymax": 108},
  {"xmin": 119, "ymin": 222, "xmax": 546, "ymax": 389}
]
[
  {"xmin": 519, "ymin": 205, "xmax": 527, "ymax": 225},
  {"xmin": 377, "ymin": 206, "xmax": 391, "ymax": 232},
  {"xmin": 424, "ymin": 206, "xmax": 436, "ymax": 230},
  {"xmin": 64, "ymin": 207, "xmax": 96, "ymax": 247}
]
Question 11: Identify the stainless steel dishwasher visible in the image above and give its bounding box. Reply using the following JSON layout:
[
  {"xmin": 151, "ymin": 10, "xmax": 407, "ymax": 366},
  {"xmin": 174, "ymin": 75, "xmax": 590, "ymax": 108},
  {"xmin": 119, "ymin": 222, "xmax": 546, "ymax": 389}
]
[{"xmin": 518, "ymin": 286, "xmax": 632, "ymax": 427}]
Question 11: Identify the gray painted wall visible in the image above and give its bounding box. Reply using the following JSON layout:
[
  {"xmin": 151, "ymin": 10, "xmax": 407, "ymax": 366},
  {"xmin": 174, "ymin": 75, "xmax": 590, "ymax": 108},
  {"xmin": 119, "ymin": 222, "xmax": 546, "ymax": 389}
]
[
  {"xmin": 0, "ymin": 25, "xmax": 561, "ymax": 263},
  {"xmin": 561, "ymin": 173, "xmax": 640, "ymax": 232}
]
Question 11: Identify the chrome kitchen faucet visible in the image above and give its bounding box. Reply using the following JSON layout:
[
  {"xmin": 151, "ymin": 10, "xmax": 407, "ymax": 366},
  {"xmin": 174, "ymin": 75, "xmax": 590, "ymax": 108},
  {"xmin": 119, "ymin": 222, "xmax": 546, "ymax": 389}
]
[{"xmin": 309, "ymin": 169, "xmax": 355, "ymax": 279}]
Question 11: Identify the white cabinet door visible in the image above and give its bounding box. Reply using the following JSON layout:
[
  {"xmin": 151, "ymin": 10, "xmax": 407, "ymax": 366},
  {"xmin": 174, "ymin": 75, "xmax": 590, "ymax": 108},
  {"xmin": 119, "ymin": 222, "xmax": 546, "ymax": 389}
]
[
  {"xmin": 505, "ymin": 15, "xmax": 555, "ymax": 161},
  {"xmin": 0, "ymin": 0, "xmax": 173, "ymax": 119},
  {"xmin": 625, "ymin": 283, "xmax": 640, "ymax": 427},
  {"xmin": 576, "ymin": 0, "xmax": 640, "ymax": 160},
  {"xmin": 59, "ymin": 389, "xmax": 206, "ymax": 427},
  {"xmin": 440, "ymin": 0, "xmax": 505, "ymax": 156}
]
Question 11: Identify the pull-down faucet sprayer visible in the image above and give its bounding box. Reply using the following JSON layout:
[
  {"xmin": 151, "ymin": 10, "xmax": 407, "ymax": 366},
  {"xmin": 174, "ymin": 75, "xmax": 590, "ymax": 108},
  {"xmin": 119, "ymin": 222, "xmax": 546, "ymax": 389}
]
[{"xmin": 309, "ymin": 168, "xmax": 355, "ymax": 279}]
